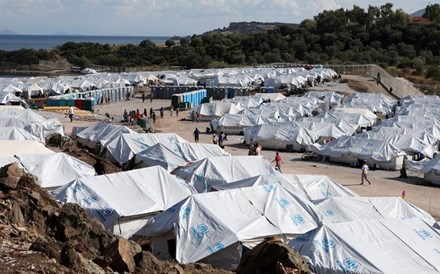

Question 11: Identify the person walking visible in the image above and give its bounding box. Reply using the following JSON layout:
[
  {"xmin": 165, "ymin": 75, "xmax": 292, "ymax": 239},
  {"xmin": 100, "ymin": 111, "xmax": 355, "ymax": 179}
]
[
  {"xmin": 272, "ymin": 152, "xmax": 284, "ymax": 173},
  {"xmin": 142, "ymin": 92, "xmax": 145, "ymax": 103},
  {"xmin": 212, "ymin": 134, "xmax": 218, "ymax": 145},
  {"xmin": 196, "ymin": 112, "xmax": 200, "ymax": 123},
  {"xmin": 176, "ymin": 107, "xmax": 179, "ymax": 118},
  {"xmin": 160, "ymin": 107, "xmax": 164, "ymax": 118},
  {"xmin": 361, "ymin": 161, "xmax": 371, "ymax": 185},
  {"xmin": 255, "ymin": 143, "xmax": 262, "ymax": 156},
  {"xmin": 152, "ymin": 112, "xmax": 156, "ymax": 123},
  {"xmin": 193, "ymin": 127, "xmax": 200, "ymax": 143},
  {"xmin": 68, "ymin": 106, "xmax": 74, "ymax": 122}
]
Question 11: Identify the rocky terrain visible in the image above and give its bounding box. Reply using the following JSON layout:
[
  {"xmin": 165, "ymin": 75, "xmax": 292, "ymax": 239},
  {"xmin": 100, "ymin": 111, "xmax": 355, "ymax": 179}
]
[{"xmin": 0, "ymin": 161, "xmax": 312, "ymax": 273}]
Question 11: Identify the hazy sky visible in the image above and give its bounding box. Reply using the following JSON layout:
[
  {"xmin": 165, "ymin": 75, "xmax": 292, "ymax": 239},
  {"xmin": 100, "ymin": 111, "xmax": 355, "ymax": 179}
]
[{"xmin": 0, "ymin": 0, "xmax": 433, "ymax": 36}]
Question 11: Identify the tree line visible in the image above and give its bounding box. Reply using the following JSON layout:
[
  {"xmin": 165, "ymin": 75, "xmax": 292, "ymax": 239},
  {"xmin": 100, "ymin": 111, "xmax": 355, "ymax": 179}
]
[{"xmin": 1, "ymin": 3, "xmax": 440, "ymax": 81}]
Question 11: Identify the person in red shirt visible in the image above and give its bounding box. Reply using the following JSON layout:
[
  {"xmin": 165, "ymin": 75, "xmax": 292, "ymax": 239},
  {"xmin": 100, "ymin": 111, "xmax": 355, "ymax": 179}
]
[{"xmin": 272, "ymin": 152, "xmax": 284, "ymax": 173}]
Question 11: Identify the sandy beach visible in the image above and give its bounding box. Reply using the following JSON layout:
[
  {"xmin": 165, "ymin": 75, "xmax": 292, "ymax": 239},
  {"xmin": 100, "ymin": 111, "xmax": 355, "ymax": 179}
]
[{"xmin": 55, "ymin": 78, "xmax": 440, "ymax": 220}]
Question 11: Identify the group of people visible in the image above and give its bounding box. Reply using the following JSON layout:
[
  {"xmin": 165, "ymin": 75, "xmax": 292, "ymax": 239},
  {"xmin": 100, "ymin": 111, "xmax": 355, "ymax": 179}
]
[
  {"xmin": 247, "ymin": 139, "xmax": 284, "ymax": 172},
  {"xmin": 190, "ymin": 111, "xmax": 200, "ymax": 122},
  {"xmin": 123, "ymin": 108, "xmax": 155, "ymax": 124}
]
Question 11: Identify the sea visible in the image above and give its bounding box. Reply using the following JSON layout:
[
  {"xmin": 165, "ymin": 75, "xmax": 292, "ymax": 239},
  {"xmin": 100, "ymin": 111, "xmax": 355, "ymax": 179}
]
[{"xmin": 0, "ymin": 34, "xmax": 172, "ymax": 51}]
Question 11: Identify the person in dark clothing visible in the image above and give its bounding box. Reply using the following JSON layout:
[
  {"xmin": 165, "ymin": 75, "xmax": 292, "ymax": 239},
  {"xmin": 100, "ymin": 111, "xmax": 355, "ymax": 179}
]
[
  {"xmin": 160, "ymin": 107, "xmax": 164, "ymax": 118},
  {"xmin": 152, "ymin": 112, "xmax": 156, "ymax": 123},
  {"xmin": 150, "ymin": 107, "xmax": 153, "ymax": 116},
  {"xmin": 94, "ymin": 159, "xmax": 105, "ymax": 175},
  {"xmin": 142, "ymin": 92, "xmax": 145, "ymax": 103},
  {"xmin": 193, "ymin": 127, "xmax": 200, "ymax": 143}
]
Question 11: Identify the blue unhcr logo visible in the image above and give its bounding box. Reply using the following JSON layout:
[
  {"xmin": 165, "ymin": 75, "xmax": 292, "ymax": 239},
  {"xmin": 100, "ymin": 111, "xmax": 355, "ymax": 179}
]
[
  {"xmin": 277, "ymin": 198, "xmax": 291, "ymax": 208},
  {"xmin": 83, "ymin": 195, "xmax": 99, "ymax": 205},
  {"xmin": 207, "ymin": 242, "xmax": 224, "ymax": 254},
  {"xmin": 323, "ymin": 210, "xmax": 335, "ymax": 217},
  {"xmin": 292, "ymin": 214, "xmax": 305, "ymax": 226},
  {"xmin": 315, "ymin": 237, "xmax": 335, "ymax": 253},
  {"xmin": 71, "ymin": 181, "xmax": 85, "ymax": 194},
  {"xmin": 96, "ymin": 206, "xmax": 114, "ymax": 222},
  {"xmin": 191, "ymin": 224, "xmax": 210, "ymax": 241},
  {"xmin": 263, "ymin": 184, "xmax": 277, "ymax": 192},
  {"xmin": 336, "ymin": 258, "xmax": 358, "ymax": 273},
  {"xmin": 181, "ymin": 207, "xmax": 192, "ymax": 219},
  {"xmin": 415, "ymin": 229, "xmax": 432, "ymax": 240}
]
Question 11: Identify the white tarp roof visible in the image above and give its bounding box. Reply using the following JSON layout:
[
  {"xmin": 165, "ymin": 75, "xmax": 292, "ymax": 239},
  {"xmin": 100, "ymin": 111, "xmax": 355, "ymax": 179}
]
[
  {"xmin": 75, "ymin": 122, "xmax": 136, "ymax": 149},
  {"xmin": 172, "ymin": 156, "xmax": 279, "ymax": 192},
  {"xmin": 193, "ymin": 102, "xmax": 242, "ymax": 119},
  {"xmin": 16, "ymin": 152, "xmax": 95, "ymax": 189},
  {"xmin": 139, "ymin": 184, "xmax": 320, "ymax": 267},
  {"xmin": 243, "ymin": 123, "xmax": 319, "ymax": 146},
  {"xmin": 134, "ymin": 143, "xmax": 188, "ymax": 171},
  {"xmin": 0, "ymin": 140, "xmax": 54, "ymax": 157},
  {"xmin": 315, "ymin": 197, "xmax": 436, "ymax": 225},
  {"xmin": 0, "ymin": 127, "xmax": 42, "ymax": 143},
  {"xmin": 290, "ymin": 218, "xmax": 440, "ymax": 273},
  {"xmin": 53, "ymin": 166, "xmax": 195, "ymax": 238},
  {"xmin": 103, "ymin": 133, "xmax": 189, "ymax": 166},
  {"xmin": 333, "ymin": 107, "xmax": 378, "ymax": 119},
  {"xmin": 213, "ymin": 174, "xmax": 358, "ymax": 201},
  {"xmin": 357, "ymin": 131, "xmax": 437, "ymax": 158},
  {"xmin": 343, "ymin": 92, "xmax": 397, "ymax": 115},
  {"xmin": 322, "ymin": 112, "xmax": 376, "ymax": 127},
  {"xmin": 311, "ymin": 136, "xmax": 402, "ymax": 162}
]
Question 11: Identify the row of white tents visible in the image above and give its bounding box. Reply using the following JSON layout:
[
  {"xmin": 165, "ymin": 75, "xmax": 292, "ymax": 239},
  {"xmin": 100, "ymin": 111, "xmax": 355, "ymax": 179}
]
[
  {"xmin": 193, "ymin": 91, "xmax": 440, "ymax": 172},
  {"xmin": 1, "ymin": 105, "xmax": 439, "ymax": 272},
  {"xmin": 0, "ymin": 67, "xmax": 337, "ymax": 102}
]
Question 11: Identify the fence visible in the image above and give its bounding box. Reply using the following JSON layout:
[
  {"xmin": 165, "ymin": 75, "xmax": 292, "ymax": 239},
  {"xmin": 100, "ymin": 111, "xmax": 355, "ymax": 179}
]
[{"xmin": 325, "ymin": 64, "xmax": 423, "ymax": 98}]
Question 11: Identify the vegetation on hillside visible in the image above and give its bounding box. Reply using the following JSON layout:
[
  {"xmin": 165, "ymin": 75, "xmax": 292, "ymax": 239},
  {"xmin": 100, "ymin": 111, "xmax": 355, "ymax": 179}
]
[{"xmin": 1, "ymin": 3, "xmax": 440, "ymax": 84}]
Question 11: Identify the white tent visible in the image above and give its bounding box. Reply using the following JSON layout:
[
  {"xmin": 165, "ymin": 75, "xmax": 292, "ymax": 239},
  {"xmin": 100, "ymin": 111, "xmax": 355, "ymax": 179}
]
[
  {"xmin": 134, "ymin": 142, "xmax": 227, "ymax": 171},
  {"xmin": 16, "ymin": 153, "xmax": 95, "ymax": 189},
  {"xmin": 172, "ymin": 156, "xmax": 279, "ymax": 192},
  {"xmin": 0, "ymin": 140, "xmax": 53, "ymax": 157},
  {"xmin": 0, "ymin": 127, "xmax": 42, "ymax": 143},
  {"xmin": 134, "ymin": 143, "xmax": 188, "ymax": 171},
  {"xmin": 315, "ymin": 197, "xmax": 436, "ymax": 225},
  {"xmin": 357, "ymin": 131, "xmax": 437, "ymax": 158},
  {"xmin": 213, "ymin": 174, "xmax": 358, "ymax": 201},
  {"xmin": 193, "ymin": 102, "xmax": 242, "ymax": 121},
  {"xmin": 419, "ymin": 156, "xmax": 440, "ymax": 185},
  {"xmin": 103, "ymin": 133, "xmax": 188, "ymax": 166},
  {"xmin": 311, "ymin": 136, "xmax": 406, "ymax": 170},
  {"xmin": 243, "ymin": 123, "xmax": 319, "ymax": 151},
  {"xmin": 333, "ymin": 107, "xmax": 378, "ymax": 120},
  {"xmin": 53, "ymin": 166, "xmax": 195, "ymax": 238},
  {"xmin": 139, "ymin": 184, "xmax": 320, "ymax": 268},
  {"xmin": 290, "ymin": 218, "xmax": 440, "ymax": 273},
  {"xmin": 74, "ymin": 122, "xmax": 136, "ymax": 150}
]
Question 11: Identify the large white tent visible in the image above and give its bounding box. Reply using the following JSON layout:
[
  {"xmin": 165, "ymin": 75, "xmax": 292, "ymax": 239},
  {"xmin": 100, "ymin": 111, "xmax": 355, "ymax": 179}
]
[
  {"xmin": 16, "ymin": 152, "xmax": 95, "ymax": 189},
  {"xmin": 74, "ymin": 122, "xmax": 136, "ymax": 150},
  {"xmin": 290, "ymin": 218, "xmax": 440, "ymax": 273},
  {"xmin": 213, "ymin": 174, "xmax": 358, "ymax": 201},
  {"xmin": 0, "ymin": 140, "xmax": 54, "ymax": 157},
  {"xmin": 172, "ymin": 156, "xmax": 279, "ymax": 192},
  {"xmin": 139, "ymin": 184, "xmax": 320, "ymax": 268},
  {"xmin": 53, "ymin": 166, "xmax": 195, "ymax": 238},
  {"xmin": 0, "ymin": 127, "xmax": 42, "ymax": 143},
  {"xmin": 192, "ymin": 102, "xmax": 242, "ymax": 121},
  {"xmin": 311, "ymin": 136, "xmax": 406, "ymax": 170},
  {"xmin": 103, "ymin": 133, "xmax": 189, "ymax": 166}
]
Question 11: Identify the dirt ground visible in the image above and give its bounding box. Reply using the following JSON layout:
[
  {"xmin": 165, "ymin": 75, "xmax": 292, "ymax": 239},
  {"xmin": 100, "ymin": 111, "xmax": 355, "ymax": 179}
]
[{"xmin": 56, "ymin": 76, "xmax": 440, "ymax": 220}]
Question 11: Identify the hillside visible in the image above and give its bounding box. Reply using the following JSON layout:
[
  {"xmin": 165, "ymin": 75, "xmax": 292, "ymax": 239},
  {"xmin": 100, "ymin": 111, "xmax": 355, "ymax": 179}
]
[{"xmin": 204, "ymin": 21, "xmax": 299, "ymax": 34}]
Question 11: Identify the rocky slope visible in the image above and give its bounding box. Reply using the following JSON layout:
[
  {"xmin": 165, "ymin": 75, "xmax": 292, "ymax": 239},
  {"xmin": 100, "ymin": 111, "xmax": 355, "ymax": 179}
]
[{"xmin": 0, "ymin": 161, "xmax": 312, "ymax": 273}]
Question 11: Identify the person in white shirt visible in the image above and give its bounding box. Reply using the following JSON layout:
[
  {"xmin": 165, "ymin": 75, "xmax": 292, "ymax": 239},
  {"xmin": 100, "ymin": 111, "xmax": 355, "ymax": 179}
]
[
  {"xmin": 361, "ymin": 162, "xmax": 371, "ymax": 185},
  {"xmin": 68, "ymin": 106, "xmax": 74, "ymax": 122}
]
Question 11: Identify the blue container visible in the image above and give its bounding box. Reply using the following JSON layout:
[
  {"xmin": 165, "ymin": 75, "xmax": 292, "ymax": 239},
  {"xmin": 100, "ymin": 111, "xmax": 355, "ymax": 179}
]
[{"xmin": 266, "ymin": 87, "xmax": 274, "ymax": 93}]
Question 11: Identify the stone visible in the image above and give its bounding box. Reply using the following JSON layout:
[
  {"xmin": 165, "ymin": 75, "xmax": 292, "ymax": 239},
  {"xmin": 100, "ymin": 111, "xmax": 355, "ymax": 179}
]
[
  {"xmin": 0, "ymin": 177, "xmax": 20, "ymax": 190},
  {"xmin": 61, "ymin": 243, "xmax": 105, "ymax": 274},
  {"xmin": 0, "ymin": 162, "xmax": 25, "ymax": 178},
  {"xmin": 30, "ymin": 238, "xmax": 62, "ymax": 262},
  {"xmin": 134, "ymin": 251, "xmax": 163, "ymax": 272},
  {"xmin": 29, "ymin": 191, "xmax": 41, "ymax": 203},
  {"xmin": 103, "ymin": 238, "xmax": 136, "ymax": 273},
  {"xmin": 236, "ymin": 237, "xmax": 312, "ymax": 274},
  {"xmin": 7, "ymin": 202, "xmax": 25, "ymax": 226}
]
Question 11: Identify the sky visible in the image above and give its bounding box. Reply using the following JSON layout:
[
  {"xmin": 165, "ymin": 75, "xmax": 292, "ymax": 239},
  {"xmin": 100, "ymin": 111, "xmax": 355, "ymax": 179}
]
[{"xmin": 0, "ymin": 0, "xmax": 435, "ymax": 36}]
